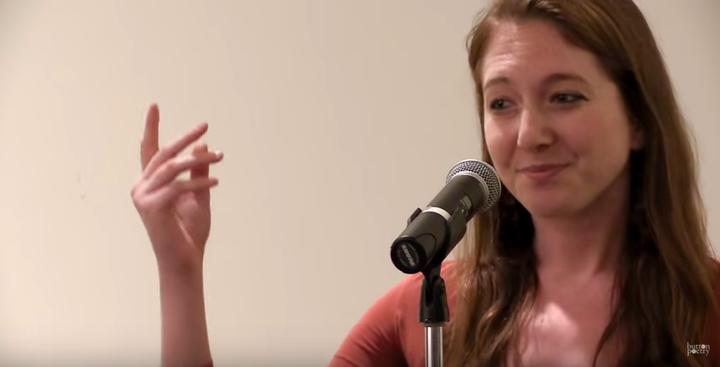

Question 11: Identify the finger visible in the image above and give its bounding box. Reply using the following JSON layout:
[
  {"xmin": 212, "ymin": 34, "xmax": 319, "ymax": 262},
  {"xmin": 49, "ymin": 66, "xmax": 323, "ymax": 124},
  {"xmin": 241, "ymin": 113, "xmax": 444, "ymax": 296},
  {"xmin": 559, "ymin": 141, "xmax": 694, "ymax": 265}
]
[
  {"xmin": 191, "ymin": 143, "xmax": 210, "ymax": 180},
  {"xmin": 141, "ymin": 103, "xmax": 160, "ymax": 170},
  {"xmin": 192, "ymin": 142, "xmax": 208, "ymax": 154},
  {"xmin": 191, "ymin": 143, "xmax": 216, "ymax": 207},
  {"xmin": 149, "ymin": 177, "xmax": 220, "ymax": 210},
  {"xmin": 143, "ymin": 151, "xmax": 223, "ymax": 193},
  {"xmin": 143, "ymin": 121, "xmax": 209, "ymax": 178}
]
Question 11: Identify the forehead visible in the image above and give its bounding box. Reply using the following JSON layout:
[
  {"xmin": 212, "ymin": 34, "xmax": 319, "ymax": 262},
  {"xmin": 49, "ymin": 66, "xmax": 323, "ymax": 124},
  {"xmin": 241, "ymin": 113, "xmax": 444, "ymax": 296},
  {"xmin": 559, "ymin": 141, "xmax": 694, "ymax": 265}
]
[{"xmin": 481, "ymin": 19, "xmax": 605, "ymax": 85}]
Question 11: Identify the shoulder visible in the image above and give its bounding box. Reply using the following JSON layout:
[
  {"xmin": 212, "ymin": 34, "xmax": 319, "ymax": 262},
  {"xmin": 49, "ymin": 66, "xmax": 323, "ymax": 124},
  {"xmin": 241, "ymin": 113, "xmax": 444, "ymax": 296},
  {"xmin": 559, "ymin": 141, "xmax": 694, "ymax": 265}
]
[
  {"xmin": 329, "ymin": 260, "xmax": 464, "ymax": 367},
  {"xmin": 383, "ymin": 260, "xmax": 464, "ymax": 367},
  {"xmin": 355, "ymin": 259, "xmax": 462, "ymax": 330},
  {"xmin": 387, "ymin": 259, "xmax": 463, "ymax": 319},
  {"xmin": 396, "ymin": 260, "xmax": 464, "ymax": 352}
]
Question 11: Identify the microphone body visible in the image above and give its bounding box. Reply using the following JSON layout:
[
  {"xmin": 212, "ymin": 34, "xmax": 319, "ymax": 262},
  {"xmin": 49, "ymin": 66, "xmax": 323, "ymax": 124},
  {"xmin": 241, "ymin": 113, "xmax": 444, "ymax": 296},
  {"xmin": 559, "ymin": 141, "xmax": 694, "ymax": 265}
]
[{"xmin": 390, "ymin": 159, "xmax": 501, "ymax": 274}]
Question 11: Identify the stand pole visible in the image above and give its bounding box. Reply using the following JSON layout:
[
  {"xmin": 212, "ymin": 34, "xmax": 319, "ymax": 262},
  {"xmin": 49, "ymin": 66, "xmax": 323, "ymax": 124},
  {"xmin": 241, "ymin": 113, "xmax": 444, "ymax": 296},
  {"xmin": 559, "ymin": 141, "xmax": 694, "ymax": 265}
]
[{"xmin": 425, "ymin": 324, "xmax": 443, "ymax": 367}]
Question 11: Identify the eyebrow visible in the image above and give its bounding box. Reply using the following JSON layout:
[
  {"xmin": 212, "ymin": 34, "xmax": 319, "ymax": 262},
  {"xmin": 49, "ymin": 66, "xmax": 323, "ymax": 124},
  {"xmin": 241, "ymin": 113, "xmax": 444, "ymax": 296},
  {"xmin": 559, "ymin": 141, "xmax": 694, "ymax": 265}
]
[{"xmin": 482, "ymin": 72, "xmax": 589, "ymax": 91}]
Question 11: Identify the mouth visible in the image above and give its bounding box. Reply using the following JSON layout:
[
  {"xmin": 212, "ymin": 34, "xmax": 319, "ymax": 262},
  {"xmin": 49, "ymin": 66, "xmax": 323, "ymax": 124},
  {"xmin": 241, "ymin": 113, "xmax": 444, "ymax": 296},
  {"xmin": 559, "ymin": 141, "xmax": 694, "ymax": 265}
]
[{"xmin": 517, "ymin": 163, "xmax": 569, "ymax": 180}]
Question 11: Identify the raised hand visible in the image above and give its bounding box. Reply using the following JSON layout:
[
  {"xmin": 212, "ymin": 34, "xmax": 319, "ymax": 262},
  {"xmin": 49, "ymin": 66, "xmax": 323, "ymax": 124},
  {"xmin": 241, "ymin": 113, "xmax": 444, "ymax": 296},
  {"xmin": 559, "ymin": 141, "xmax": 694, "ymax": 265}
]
[{"xmin": 131, "ymin": 103, "xmax": 224, "ymax": 273}]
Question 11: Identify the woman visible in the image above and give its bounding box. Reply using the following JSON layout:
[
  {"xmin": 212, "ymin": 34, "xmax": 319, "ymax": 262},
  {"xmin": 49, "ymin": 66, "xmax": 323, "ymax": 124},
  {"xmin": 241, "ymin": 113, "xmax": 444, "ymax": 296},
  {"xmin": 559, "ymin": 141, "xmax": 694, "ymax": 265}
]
[{"xmin": 131, "ymin": 0, "xmax": 720, "ymax": 366}]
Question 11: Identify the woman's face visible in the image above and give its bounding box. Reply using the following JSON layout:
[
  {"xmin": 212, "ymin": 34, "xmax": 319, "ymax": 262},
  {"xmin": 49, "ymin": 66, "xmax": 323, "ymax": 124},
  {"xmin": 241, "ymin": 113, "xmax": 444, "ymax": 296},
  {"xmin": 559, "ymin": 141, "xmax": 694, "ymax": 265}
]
[{"xmin": 481, "ymin": 19, "xmax": 643, "ymax": 218}]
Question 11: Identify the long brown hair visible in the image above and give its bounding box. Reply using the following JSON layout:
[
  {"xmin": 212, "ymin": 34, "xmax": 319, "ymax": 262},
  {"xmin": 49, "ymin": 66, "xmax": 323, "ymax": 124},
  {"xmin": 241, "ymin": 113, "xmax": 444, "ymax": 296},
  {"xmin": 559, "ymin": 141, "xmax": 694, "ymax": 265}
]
[{"xmin": 444, "ymin": 0, "xmax": 719, "ymax": 366}]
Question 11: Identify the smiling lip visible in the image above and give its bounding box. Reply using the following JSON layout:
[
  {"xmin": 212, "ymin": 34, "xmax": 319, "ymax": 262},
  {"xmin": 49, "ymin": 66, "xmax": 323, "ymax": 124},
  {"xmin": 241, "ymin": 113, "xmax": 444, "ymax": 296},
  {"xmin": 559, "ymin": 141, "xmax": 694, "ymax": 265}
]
[{"xmin": 518, "ymin": 164, "xmax": 568, "ymax": 180}]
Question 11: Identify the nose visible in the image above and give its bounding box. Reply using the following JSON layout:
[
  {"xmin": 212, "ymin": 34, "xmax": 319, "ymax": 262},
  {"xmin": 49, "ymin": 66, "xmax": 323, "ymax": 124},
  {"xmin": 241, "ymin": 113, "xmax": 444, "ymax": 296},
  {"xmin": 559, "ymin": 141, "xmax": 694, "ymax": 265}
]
[{"xmin": 516, "ymin": 107, "xmax": 554, "ymax": 151}]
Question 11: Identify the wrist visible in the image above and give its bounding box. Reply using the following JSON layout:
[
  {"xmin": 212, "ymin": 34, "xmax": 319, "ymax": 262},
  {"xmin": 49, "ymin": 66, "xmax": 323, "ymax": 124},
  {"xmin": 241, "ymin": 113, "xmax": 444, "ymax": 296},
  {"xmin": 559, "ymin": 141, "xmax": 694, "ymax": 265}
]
[{"xmin": 156, "ymin": 255, "xmax": 204, "ymax": 280}]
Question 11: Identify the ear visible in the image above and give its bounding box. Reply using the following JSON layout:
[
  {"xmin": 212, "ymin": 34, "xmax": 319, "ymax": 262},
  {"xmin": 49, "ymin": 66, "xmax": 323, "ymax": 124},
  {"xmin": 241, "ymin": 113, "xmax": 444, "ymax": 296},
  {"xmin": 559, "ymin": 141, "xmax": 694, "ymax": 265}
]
[{"xmin": 630, "ymin": 124, "xmax": 645, "ymax": 150}]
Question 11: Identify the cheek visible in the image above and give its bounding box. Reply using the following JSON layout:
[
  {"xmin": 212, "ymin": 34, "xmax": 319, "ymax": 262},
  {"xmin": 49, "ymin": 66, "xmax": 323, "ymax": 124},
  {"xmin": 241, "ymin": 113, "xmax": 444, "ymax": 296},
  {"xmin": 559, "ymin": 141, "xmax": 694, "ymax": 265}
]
[
  {"xmin": 560, "ymin": 114, "xmax": 634, "ymax": 179},
  {"xmin": 483, "ymin": 122, "xmax": 516, "ymax": 187},
  {"xmin": 483, "ymin": 122, "xmax": 514, "ymax": 167},
  {"xmin": 559, "ymin": 124, "xmax": 595, "ymax": 155}
]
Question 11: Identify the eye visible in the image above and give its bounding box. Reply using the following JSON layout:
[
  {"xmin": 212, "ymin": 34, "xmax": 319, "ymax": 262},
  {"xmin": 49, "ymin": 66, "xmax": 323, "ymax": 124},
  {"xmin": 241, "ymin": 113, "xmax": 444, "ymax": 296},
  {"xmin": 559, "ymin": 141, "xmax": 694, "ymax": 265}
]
[
  {"xmin": 551, "ymin": 93, "xmax": 586, "ymax": 104},
  {"xmin": 489, "ymin": 98, "xmax": 511, "ymax": 110}
]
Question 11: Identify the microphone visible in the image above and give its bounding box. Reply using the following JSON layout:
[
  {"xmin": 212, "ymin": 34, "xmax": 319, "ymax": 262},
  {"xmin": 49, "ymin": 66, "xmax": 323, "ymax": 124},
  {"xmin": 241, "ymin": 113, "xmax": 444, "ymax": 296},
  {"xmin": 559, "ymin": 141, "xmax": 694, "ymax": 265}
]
[{"xmin": 390, "ymin": 159, "xmax": 502, "ymax": 274}]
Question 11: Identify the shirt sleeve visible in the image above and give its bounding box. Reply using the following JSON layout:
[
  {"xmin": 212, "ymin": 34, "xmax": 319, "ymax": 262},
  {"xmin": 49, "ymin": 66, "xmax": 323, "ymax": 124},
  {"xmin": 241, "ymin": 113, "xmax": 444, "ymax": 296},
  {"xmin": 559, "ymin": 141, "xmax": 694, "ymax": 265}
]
[{"xmin": 328, "ymin": 277, "xmax": 412, "ymax": 367}]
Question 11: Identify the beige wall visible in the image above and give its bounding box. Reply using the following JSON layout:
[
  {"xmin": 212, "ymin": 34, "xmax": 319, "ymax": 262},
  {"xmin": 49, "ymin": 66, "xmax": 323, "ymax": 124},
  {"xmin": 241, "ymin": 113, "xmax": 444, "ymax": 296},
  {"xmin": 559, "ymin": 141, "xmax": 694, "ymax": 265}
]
[{"xmin": 0, "ymin": 0, "xmax": 717, "ymax": 365}]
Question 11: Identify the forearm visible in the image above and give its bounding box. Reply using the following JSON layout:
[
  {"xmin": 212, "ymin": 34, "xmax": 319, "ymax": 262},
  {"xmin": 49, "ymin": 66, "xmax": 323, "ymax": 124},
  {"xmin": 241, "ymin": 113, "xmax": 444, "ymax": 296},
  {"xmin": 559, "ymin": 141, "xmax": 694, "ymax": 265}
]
[{"xmin": 157, "ymin": 263, "xmax": 213, "ymax": 367}]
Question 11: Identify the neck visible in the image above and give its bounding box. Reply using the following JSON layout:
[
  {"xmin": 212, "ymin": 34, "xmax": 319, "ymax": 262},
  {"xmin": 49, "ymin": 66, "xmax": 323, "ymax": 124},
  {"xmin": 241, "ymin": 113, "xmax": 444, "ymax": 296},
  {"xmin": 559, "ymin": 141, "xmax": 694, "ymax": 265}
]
[{"xmin": 532, "ymin": 174, "xmax": 630, "ymax": 281}]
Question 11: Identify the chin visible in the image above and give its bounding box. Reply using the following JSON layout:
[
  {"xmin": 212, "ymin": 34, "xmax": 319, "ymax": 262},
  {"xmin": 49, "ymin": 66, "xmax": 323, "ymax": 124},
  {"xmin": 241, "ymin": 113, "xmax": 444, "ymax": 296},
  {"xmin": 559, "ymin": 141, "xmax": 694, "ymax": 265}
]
[
  {"xmin": 525, "ymin": 204, "xmax": 579, "ymax": 218},
  {"xmin": 515, "ymin": 192, "xmax": 581, "ymax": 218}
]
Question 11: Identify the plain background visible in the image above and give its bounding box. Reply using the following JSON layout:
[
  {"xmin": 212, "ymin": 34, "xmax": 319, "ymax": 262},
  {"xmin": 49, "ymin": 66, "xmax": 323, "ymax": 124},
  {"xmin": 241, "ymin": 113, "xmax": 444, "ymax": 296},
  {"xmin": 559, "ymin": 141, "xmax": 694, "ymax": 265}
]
[{"xmin": 0, "ymin": 0, "xmax": 718, "ymax": 365}]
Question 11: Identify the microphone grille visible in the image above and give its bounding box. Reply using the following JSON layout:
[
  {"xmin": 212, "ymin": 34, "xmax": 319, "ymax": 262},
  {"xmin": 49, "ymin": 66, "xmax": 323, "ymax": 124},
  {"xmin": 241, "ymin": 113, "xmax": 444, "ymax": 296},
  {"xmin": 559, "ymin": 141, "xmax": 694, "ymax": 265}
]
[{"xmin": 446, "ymin": 159, "xmax": 502, "ymax": 212}]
